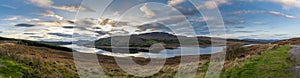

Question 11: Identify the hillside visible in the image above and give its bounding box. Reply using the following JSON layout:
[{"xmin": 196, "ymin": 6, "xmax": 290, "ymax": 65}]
[
  {"xmin": 274, "ymin": 38, "xmax": 300, "ymax": 45},
  {"xmin": 0, "ymin": 37, "xmax": 73, "ymax": 52},
  {"xmin": 94, "ymin": 32, "xmax": 259, "ymax": 53},
  {"xmin": 0, "ymin": 36, "xmax": 212, "ymax": 77},
  {"xmin": 0, "ymin": 37, "xmax": 78, "ymax": 77},
  {"xmin": 0, "ymin": 36, "xmax": 283, "ymax": 78}
]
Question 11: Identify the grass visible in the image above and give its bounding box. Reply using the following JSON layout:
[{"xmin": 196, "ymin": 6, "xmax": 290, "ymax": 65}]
[
  {"xmin": 0, "ymin": 37, "xmax": 286, "ymax": 78},
  {"xmin": 225, "ymin": 44, "xmax": 247, "ymax": 60},
  {"xmin": 0, "ymin": 42, "xmax": 78, "ymax": 78},
  {"xmin": 0, "ymin": 58, "xmax": 34, "ymax": 78},
  {"xmin": 221, "ymin": 45, "xmax": 293, "ymax": 78}
]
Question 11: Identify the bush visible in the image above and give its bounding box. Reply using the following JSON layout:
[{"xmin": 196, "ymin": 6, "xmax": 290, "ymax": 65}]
[{"xmin": 226, "ymin": 44, "xmax": 246, "ymax": 60}]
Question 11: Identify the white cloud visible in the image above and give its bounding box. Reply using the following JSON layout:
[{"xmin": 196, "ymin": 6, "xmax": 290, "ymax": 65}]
[
  {"xmin": 232, "ymin": 10, "xmax": 297, "ymax": 19},
  {"xmin": 3, "ymin": 16, "xmax": 19, "ymax": 20},
  {"xmin": 52, "ymin": 6, "xmax": 79, "ymax": 12},
  {"xmin": 2, "ymin": 16, "xmax": 40, "ymax": 22},
  {"xmin": 25, "ymin": 18, "xmax": 40, "ymax": 21},
  {"xmin": 168, "ymin": 0, "xmax": 185, "ymax": 6},
  {"xmin": 140, "ymin": 4, "xmax": 156, "ymax": 18},
  {"xmin": 203, "ymin": 1, "xmax": 218, "ymax": 9},
  {"xmin": 0, "ymin": 4, "xmax": 17, "ymax": 9},
  {"xmin": 28, "ymin": 0, "xmax": 53, "ymax": 8},
  {"xmin": 28, "ymin": 0, "xmax": 94, "ymax": 12},
  {"xmin": 232, "ymin": 10, "xmax": 265, "ymax": 15},
  {"xmin": 52, "ymin": 5, "xmax": 95, "ymax": 12},
  {"xmin": 268, "ymin": 11, "xmax": 297, "ymax": 18},
  {"xmin": 196, "ymin": 0, "xmax": 230, "ymax": 9},
  {"xmin": 42, "ymin": 10, "xmax": 64, "ymax": 20},
  {"xmin": 268, "ymin": 0, "xmax": 300, "ymax": 9}
]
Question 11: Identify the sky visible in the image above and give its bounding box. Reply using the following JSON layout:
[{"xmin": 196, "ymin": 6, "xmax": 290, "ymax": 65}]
[{"xmin": 0, "ymin": 0, "xmax": 300, "ymax": 42}]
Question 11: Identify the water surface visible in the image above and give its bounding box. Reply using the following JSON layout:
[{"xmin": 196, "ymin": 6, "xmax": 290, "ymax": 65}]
[{"xmin": 62, "ymin": 45, "xmax": 225, "ymax": 58}]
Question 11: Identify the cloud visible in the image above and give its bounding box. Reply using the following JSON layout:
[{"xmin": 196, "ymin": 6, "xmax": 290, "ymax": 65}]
[
  {"xmin": 268, "ymin": 0, "xmax": 300, "ymax": 9},
  {"xmin": 25, "ymin": 18, "xmax": 40, "ymax": 21},
  {"xmin": 224, "ymin": 20, "xmax": 246, "ymax": 25},
  {"xmin": 231, "ymin": 10, "xmax": 297, "ymax": 19},
  {"xmin": 0, "ymin": 4, "xmax": 17, "ymax": 9},
  {"xmin": 140, "ymin": 4, "xmax": 156, "ymax": 18},
  {"xmin": 231, "ymin": 10, "xmax": 265, "ymax": 15},
  {"xmin": 168, "ymin": 0, "xmax": 185, "ymax": 6},
  {"xmin": 253, "ymin": 22, "xmax": 266, "ymax": 25},
  {"xmin": 52, "ymin": 5, "xmax": 95, "ymax": 12},
  {"xmin": 196, "ymin": 0, "xmax": 230, "ymax": 9},
  {"xmin": 28, "ymin": 0, "xmax": 53, "ymax": 8},
  {"xmin": 268, "ymin": 11, "xmax": 297, "ymax": 18},
  {"xmin": 3, "ymin": 16, "xmax": 19, "ymax": 20},
  {"xmin": 233, "ymin": 30, "xmax": 263, "ymax": 33},
  {"xmin": 42, "ymin": 10, "xmax": 64, "ymax": 20},
  {"xmin": 2, "ymin": 16, "xmax": 40, "ymax": 22},
  {"xmin": 15, "ymin": 23, "xmax": 36, "ymax": 27},
  {"xmin": 62, "ymin": 26, "xmax": 75, "ymax": 29},
  {"xmin": 238, "ymin": 33, "xmax": 293, "ymax": 39},
  {"xmin": 52, "ymin": 6, "xmax": 79, "ymax": 12},
  {"xmin": 48, "ymin": 33, "xmax": 73, "ymax": 38},
  {"xmin": 28, "ymin": 0, "xmax": 94, "ymax": 12},
  {"xmin": 137, "ymin": 22, "xmax": 172, "ymax": 32}
]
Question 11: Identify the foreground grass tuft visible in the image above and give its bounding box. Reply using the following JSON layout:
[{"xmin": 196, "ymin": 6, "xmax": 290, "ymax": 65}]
[{"xmin": 221, "ymin": 45, "xmax": 293, "ymax": 78}]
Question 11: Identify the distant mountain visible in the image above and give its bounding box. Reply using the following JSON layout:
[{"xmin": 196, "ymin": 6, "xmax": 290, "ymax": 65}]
[
  {"xmin": 94, "ymin": 32, "xmax": 258, "ymax": 53},
  {"xmin": 39, "ymin": 41, "xmax": 73, "ymax": 46},
  {"xmin": 240, "ymin": 39, "xmax": 279, "ymax": 43}
]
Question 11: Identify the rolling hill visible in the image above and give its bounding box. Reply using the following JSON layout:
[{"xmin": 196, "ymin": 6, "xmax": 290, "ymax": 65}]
[
  {"xmin": 274, "ymin": 38, "xmax": 300, "ymax": 45},
  {"xmin": 94, "ymin": 32, "xmax": 260, "ymax": 53}
]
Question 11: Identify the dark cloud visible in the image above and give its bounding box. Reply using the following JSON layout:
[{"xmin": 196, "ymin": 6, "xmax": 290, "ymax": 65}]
[
  {"xmin": 62, "ymin": 26, "xmax": 75, "ymax": 29},
  {"xmin": 24, "ymin": 33, "xmax": 37, "ymax": 35},
  {"xmin": 94, "ymin": 31, "xmax": 106, "ymax": 35},
  {"xmin": 224, "ymin": 20, "xmax": 245, "ymax": 25},
  {"xmin": 76, "ymin": 18, "xmax": 98, "ymax": 26},
  {"xmin": 67, "ymin": 20, "xmax": 75, "ymax": 24},
  {"xmin": 274, "ymin": 34, "xmax": 289, "ymax": 36},
  {"xmin": 48, "ymin": 33, "xmax": 73, "ymax": 38},
  {"xmin": 226, "ymin": 25, "xmax": 245, "ymax": 29},
  {"xmin": 15, "ymin": 23, "xmax": 36, "ymax": 27},
  {"xmin": 29, "ymin": 36, "xmax": 44, "ymax": 38},
  {"xmin": 137, "ymin": 23, "xmax": 172, "ymax": 32}
]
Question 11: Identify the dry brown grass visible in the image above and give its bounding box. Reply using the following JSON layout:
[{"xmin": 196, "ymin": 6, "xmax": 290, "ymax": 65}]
[{"xmin": 0, "ymin": 40, "xmax": 277, "ymax": 78}]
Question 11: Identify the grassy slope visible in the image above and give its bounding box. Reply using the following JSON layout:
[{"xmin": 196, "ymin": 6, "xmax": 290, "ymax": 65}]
[
  {"xmin": 0, "ymin": 42, "xmax": 78, "ymax": 78},
  {"xmin": 275, "ymin": 38, "xmax": 300, "ymax": 46},
  {"xmin": 0, "ymin": 58, "xmax": 33, "ymax": 78},
  {"xmin": 0, "ymin": 36, "xmax": 280, "ymax": 78},
  {"xmin": 221, "ymin": 46, "xmax": 293, "ymax": 78}
]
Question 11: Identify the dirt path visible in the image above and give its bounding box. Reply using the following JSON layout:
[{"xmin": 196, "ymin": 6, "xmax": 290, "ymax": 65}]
[{"xmin": 289, "ymin": 45, "xmax": 300, "ymax": 78}]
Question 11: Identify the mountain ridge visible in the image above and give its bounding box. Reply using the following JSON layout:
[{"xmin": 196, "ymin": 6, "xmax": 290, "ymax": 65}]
[{"xmin": 94, "ymin": 32, "xmax": 261, "ymax": 53}]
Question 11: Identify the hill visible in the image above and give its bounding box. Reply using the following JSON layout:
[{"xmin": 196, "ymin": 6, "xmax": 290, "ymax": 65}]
[
  {"xmin": 0, "ymin": 37, "xmax": 73, "ymax": 52},
  {"xmin": 0, "ymin": 37, "xmax": 78, "ymax": 77},
  {"xmin": 94, "ymin": 32, "xmax": 259, "ymax": 53},
  {"xmin": 274, "ymin": 38, "xmax": 300, "ymax": 45},
  {"xmin": 0, "ymin": 36, "xmax": 211, "ymax": 77},
  {"xmin": 0, "ymin": 36, "xmax": 281, "ymax": 78}
]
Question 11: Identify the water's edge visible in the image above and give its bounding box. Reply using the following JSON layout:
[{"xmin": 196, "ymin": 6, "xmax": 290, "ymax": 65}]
[{"xmin": 62, "ymin": 44, "xmax": 225, "ymax": 58}]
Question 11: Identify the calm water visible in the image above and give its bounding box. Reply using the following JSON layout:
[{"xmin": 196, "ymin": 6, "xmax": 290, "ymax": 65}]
[{"xmin": 62, "ymin": 45, "xmax": 225, "ymax": 58}]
